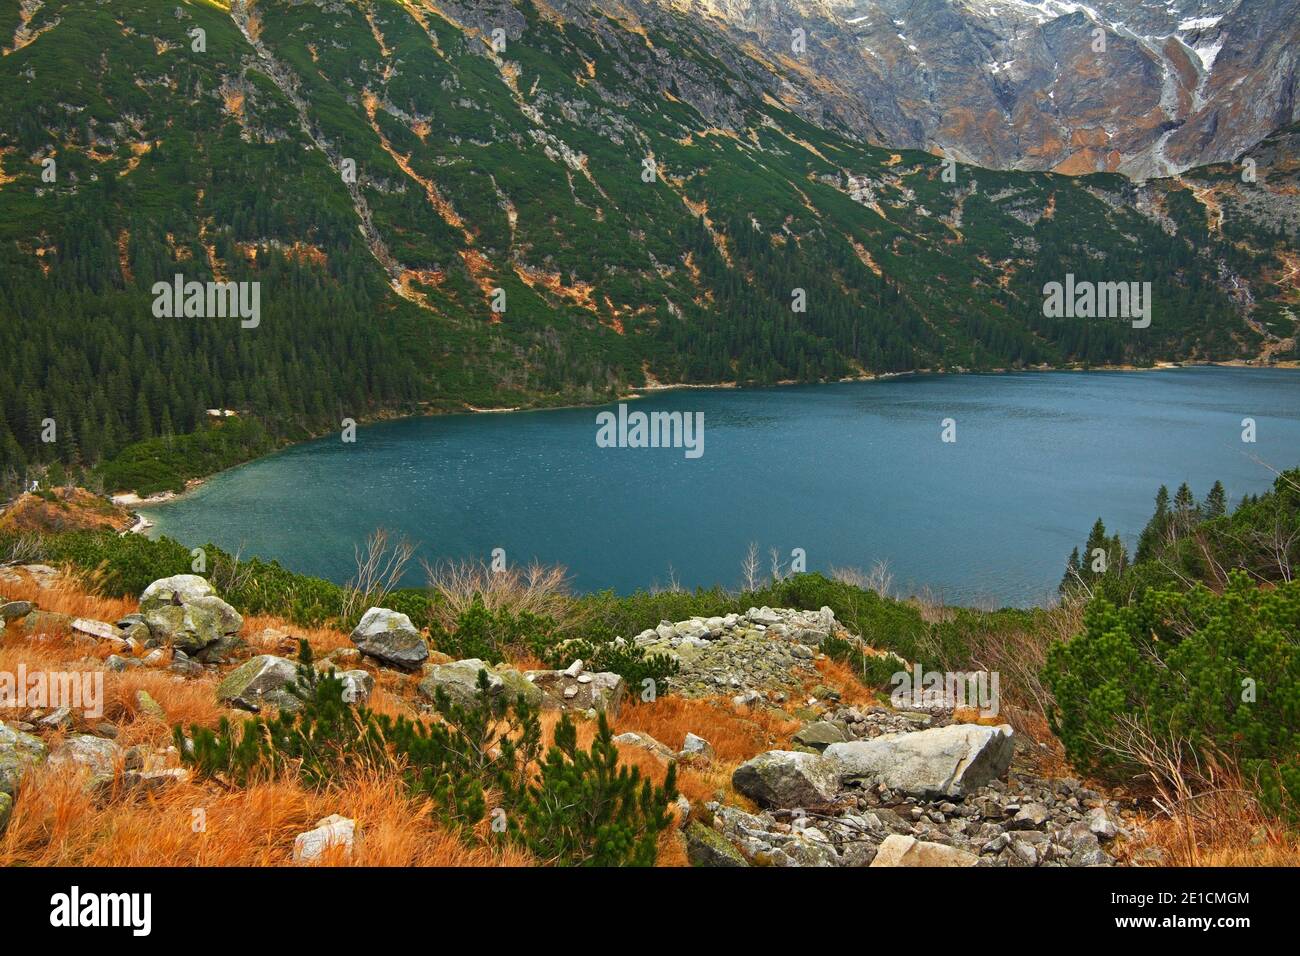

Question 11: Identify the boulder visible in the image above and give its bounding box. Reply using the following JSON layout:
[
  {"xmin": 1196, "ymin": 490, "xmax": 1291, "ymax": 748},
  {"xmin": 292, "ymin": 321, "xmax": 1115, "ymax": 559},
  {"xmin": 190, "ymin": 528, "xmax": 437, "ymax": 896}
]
[
  {"xmin": 349, "ymin": 607, "xmax": 427, "ymax": 670},
  {"xmin": 139, "ymin": 574, "xmax": 216, "ymax": 612},
  {"xmin": 22, "ymin": 610, "xmax": 73, "ymax": 635},
  {"xmin": 419, "ymin": 658, "xmax": 502, "ymax": 709},
  {"xmin": 824, "ymin": 723, "xmax": 1014, "ymax": 798},
  {"xmin": 49, "ymin": 735, "xmax": 122, "ymax": 788},
  {"xmin": 684, "ymin": 821, "xmax": 750, "ymax": 867},
  {"xmin": 0, "ymin": 724, "xmax": 48, "ymax": 797},
  {"xmin": 293, "ymin": 814, "xmax": 356, "ymax": 863},
  {"xmin": 680, "ymin": 732, "xmax": 715, "ymax": 762},
  {"xmin": 216, "ymin": 655, "xmax": 302, "ymax": 712},
  {"xmin": 870, "ymin": 834, "xmax": 978, "ymax": 867},
  {"xmin": 1, "ymin": 600, "xmax": 34, "ymax": 622},
  {"xmin": 526, "ymin": 669, "xmax": 625, "ymax": 715},
  {"xmin": 1086, "ymin": 806, "xmax": 1118, "ymax": 841},
  {"xmin": 134, "ymin": 690, "xmax": 167, "ymax": 721},
  {"xmin": 793, "ymin": 720, "xmax": 850, "ymax": 752},
  {"xmin": 0, "ymin": 791, "xmax": 11, "ymax": 835},
  {"xmin": 143, "ymin": 596, "xmax": 242, "ymax": 654},
  {"xmin": 331, "ymin": 669, "xmax": 375, "ymax": 707},
  {"xmin": 731, "ymin": 750, "xmax": 839, "ymax": 808}
]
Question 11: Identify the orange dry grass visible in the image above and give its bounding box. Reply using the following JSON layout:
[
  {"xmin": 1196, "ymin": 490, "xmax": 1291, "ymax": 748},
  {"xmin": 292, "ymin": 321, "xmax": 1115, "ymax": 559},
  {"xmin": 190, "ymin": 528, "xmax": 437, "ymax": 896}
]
[
  {"xmin": 1, "ymin": 576, "xmax": 136, "ymax": 625},
  {"xmin": 1122, "ymin": 781, "xmax": 1300, "ymax": 867},
  {"xmin": 612, "ymin": 696, "xmax": 800, "ymax": 808},
  {"xmin": 0, "ymin": 764, "xmax": 534, "ymax": 867},
  {"xmin": 811, "ymin": 656, "xmax": 878, "ymax": 707}
]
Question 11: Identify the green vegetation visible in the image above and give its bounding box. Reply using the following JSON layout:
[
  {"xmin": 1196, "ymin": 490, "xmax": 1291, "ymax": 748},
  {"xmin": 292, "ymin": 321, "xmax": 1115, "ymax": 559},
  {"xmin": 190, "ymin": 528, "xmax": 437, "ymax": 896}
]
[
  {"xmin": 1045, "ymin": 575, "xmax": 1300, "ymax": 820},
  {"xmin": 1050, "ymin": 469, "xmax": 1300, "ymax": 817},
  {"xmin": 2, "ymin": 0, "xmax": 1290, "ymax": 498},
  {"xmin": 178, "ymin": 641, "xmax": 677, "ymax": 862}
]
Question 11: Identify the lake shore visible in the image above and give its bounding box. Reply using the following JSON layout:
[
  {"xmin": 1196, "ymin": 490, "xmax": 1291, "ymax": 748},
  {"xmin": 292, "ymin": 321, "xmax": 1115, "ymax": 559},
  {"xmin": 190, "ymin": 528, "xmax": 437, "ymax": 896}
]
[{"xmin": 127, "ymin": 361, "xmax": 1300, "ymax": 518}]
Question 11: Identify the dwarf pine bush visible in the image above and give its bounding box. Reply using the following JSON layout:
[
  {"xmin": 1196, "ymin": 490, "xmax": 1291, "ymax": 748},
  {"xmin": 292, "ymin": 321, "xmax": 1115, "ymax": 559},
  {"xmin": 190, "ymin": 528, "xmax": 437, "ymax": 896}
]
[
  {"xmin": 505, "ymin": 711, "xmax": 678, "ymax": 866},
  {"xmin": 1044, "ymin": 573, "xmax": 1300, "ymax": 820},
  {"xmin": 177, "ymin": 642, "xmax": 676, "ymax": 860}
]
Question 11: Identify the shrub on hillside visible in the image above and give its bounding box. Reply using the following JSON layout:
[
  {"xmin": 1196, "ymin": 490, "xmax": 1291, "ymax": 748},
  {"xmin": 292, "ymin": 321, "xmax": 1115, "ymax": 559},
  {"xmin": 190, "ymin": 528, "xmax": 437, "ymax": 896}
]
[
  {"xmin": 177, "ymin": 642, "xmax": 677, "ymax": 863},
  {"xmin": 505, "ymin": 711, "xmax": 678, "ymax": 866},
  {"xmin": 1043, "ymin": 573, "xmax": 1300, "ymax": 819}
]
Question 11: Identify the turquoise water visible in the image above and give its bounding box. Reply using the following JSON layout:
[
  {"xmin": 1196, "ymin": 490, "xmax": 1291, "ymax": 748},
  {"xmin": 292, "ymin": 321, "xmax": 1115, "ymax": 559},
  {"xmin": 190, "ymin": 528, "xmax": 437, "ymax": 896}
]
[{"xmin": 146, "ymin": 367, "xmax": 1300, "ymax": 607}]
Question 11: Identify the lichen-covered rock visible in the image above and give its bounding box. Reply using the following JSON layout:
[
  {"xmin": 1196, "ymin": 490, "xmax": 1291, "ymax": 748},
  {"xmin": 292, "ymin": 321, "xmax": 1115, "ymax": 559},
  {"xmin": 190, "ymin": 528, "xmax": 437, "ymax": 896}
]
[
  {"xmin": 217, "ymin": 655, "xmax": 302, "ymax": 712},
  {"xmin": 793, "ymin": 720, "xmax": 850, "ymax": 751},
  {"xmin": 0, "ymin": 600, "xmax": 34, "ymax": 622},
  {"xmin": 824, "ymin": 723, "xmax": 1015, "ymax": 798},
  {"xmin": 49, "ymin": 735, "xmax": 122, "ymax": 788},
  {"xmin": 137, "ymin": 575, "xmax": 242, "ymax": 654},
  {"xmin": 139, "ymin": 574, "xmax": 216, "ymax": 611},
  {"xmin": 0, "ymin": 790, "xmax": 12, "ymax": 835},
  {"xmin": 732, "ymin": 750, "xmax": 839, "ymax": 808},
  {"xmin": 684, "ymin": 821, "xmax": 750, "ymax": 867},
  {"xmin": 349, "ymin": 607, "xmax": 428, "ymax": 670},
  {"xmin": 0, "ymin": 724, "xmax": 47, "ymax": 796},
  {"xmin": 613, "ymin": 731, "xmax": 675, "ymax": 760}
]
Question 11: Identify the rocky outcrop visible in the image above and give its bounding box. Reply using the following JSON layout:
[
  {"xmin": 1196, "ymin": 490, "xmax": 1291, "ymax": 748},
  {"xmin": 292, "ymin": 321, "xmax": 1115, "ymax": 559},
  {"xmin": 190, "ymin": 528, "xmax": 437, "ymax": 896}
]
[
  {"xmin": 349, "ymin": 607, "xmax": 428, "ymax": 670},
  {"xmin": 140, "ymin": 575, "xmax": 243, "ymax": 656},
  {"xmin": 824, "ymin": 724, "xmax": 1016, "ymax": 798},
  {"xmin": 526, "ymin": 663, "xmax": 625, "ymax": 716}
]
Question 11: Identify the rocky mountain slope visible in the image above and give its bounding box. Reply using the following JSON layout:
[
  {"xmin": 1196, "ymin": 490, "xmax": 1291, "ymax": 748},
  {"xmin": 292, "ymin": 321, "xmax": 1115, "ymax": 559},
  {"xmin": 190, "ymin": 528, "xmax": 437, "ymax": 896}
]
[
  {"xmin": 0, "ymin": 1, "xmax": 1296, "ymax": 482},
  {"xmin": 0, "ymin": 565, "xmax": 1138, "ymax": 867},
  {"xmin": 661, "ymin": 0, "xmax": 1300, "ymax": 177}
]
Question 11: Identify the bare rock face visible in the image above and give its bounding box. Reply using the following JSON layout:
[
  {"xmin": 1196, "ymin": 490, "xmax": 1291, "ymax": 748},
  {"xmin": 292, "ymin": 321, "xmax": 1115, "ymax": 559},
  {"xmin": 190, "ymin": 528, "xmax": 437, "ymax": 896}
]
[
  {"xmin": 823, "ymin": 723, "xmax": 1015, "ymax": 798},
  {"xmin": 655, "ymin": 0, "xmax": 1300, "ymax": 177},
  {"xmin": 732, "ymin": 750, "xmax": 840, "ymax": 808}
]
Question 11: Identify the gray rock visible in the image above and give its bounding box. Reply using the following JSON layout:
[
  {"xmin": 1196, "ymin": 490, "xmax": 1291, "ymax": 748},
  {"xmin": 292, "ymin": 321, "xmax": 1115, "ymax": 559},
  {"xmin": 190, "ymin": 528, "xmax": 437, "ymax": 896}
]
[
  {"xmin": 0, "ymin": 724, "xmax": 48, "ymax": 796},
  {"xmin": 143, "ymin": 595, "xmax": 242, "ymax": 653},
  {"xmin": 684, "ymin": 821, "xmax": 750, "ymax": 867},
  {"xmin": 732, "ymin": 750, "xmax": 839, "ymax": 808},
  {"xmin": 217, "ymin": 655, "xmax": 302, "ymax": 712},
  {"xmin": 793, "ymin": 720, "xmax": 850, "ymax": 751},
  {"xmin": 0, "ymin": 790, "xmax": 11, "ymax": 835},
  {"xmin": 824, "ymin": 723, "xmax": 1015, "ymax": 798},
  {"xmin": 613, "ymin": 731, "xmax": 675, "ymax": 760},
  {"xmin": 419, "ymin": 658, "xmax": 502, "ymax": 708},
  {"xmin": 0, "ymin": 600, "xmax": 34, "ymax": 621},
  {"xmin": 1086, "ymin": 806, "xmax": 1118, "ymax": 841},
  {"xmin": 349, "ymin": 607, "xmax": 428, "ymax": 670},
  {"xmin": 49, "ymin": 735, "xmax": 122, "ymax": 787},
  {"xmin": 1012, "ymin": 802, "xmax": 1050, "ymax": 830},
  {"xmin": 680, "ymin": 732, "xmax": 714, "ymax": 762},
  {"xmin": 139, "ymin": 574, "xmax": 216, "ymax": 611}
]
